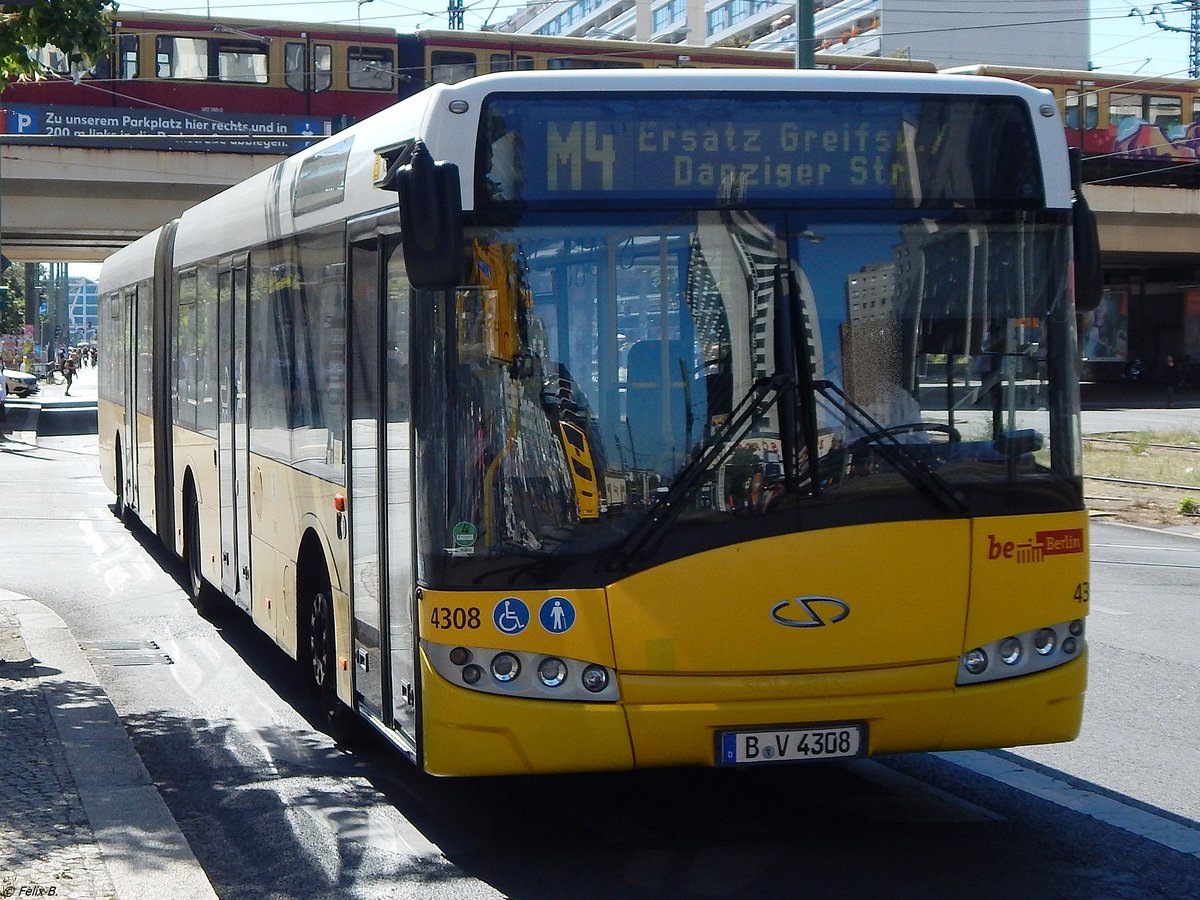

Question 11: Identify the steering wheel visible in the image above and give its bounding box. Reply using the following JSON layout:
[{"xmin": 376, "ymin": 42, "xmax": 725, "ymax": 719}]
[{"xmin": 849, "ymin": 422, "xmax": 962, "ymax": 452}]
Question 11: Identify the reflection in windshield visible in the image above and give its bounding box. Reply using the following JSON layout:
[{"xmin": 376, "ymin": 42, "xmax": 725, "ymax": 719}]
[{"xmin": 430, "ymin": 209, "xmax": 1077, "ymax": 573}]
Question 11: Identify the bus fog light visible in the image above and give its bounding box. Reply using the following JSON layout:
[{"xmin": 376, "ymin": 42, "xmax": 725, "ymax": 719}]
[
  {"xmin": 999, "ymin": 637, "xmax": 1022, "ymax": 666},
  {"xmin": 462, "ymin": 664, "xmax": 482, "ymax": 685},
  {"xmin": 1062, "ymin": 637, "xmax": 1078, "ymax": 655},
  {"xmin": 449, "ymin": 646, "xmax": 472, "ymax": 666},
  {"xmin": 581, "ymin": 664, "xmax": 609, "ymax": 693},
  {"xmin": 963, "ymin": 648, "xmax": 988, "ymax": 675},
  {"xmin": 1033, "ymin": 628, "xmax": 1057, "ymax": 656},
  {"xmin": 1069, "ymin": 619, "xmax": 1084, "ymax": 637},
  {"xmin": 491, "ymin": 652, "xmax": 521, "ymax": 683},
  {"xmin": 538, "ymin": 657, "xmax": 567, "ymax": 687}
]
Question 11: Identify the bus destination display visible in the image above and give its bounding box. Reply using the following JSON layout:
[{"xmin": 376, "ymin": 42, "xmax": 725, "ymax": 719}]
[{"xmin": 479, "ymin": 92, "xmax": 1040, "ymax": 208}]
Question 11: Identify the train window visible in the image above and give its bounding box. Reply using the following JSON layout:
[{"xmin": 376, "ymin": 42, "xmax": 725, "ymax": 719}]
[
  {"xmin": 1064, "ymin": 88, "xmax": 1098, "ymax": 130},
  {"xmin": 431, "ymin": 50, "xmax": 476, "ymax": 84},
  {"xmin": 1148, "ymin": 94, "xmax": 1182, "ymax": 130},
  {"xmin": 119, "ymin": 34, "xmax": 138, "ymax": 80},
  {"xmin": 216, "ymin": 40, "xmax": 268, "ymax": 84},
  {"xmin": 286, "ymin": 43, "xmax": 331, "ymax": 92},
  {"xmin": 1193, "ymin": 97, "xmax": 1200, "ymax": 125},
  {"xmin": 349, "ymin": 46, "xmax": 395, "ymax": 90},
  {"xmin": 285, "ymin": 43, "xmax": 306, "ymax": 91},
  {"xmin": 314, "ymin": 45, "xmax": 332, "ymax": 92},
  {"xmin": 546, "ymin": 57, "xmax": 641, "ymax": 69},
  {"xmin": 157, "ymin": 36, "xmax": 208, "ymax": 80},
  {"xmin": 488, "ymin": 53, "xmax": 534, "ymax": 73}
]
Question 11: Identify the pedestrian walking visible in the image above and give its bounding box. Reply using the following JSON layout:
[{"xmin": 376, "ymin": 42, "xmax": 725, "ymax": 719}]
[
  {"xmin": 1163, "ymin": 354, "xmax": 1181, "ymax": 407},
  {"xmin": 62, "ymin": 355, "xmax": 76, "ymax": 396}
]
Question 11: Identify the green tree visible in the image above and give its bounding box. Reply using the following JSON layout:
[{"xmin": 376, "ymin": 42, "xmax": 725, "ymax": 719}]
[
  {"xmin": 1, "ymin": 262, "xmax": 26, "ymax": 335},
  {"xmin": 0, "ymin": 0, "xmax": 116, "ymax": 87}
]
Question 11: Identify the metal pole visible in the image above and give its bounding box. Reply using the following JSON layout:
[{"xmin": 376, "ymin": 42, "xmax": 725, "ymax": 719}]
[{"xmin": 796, "ymin": 0, "xmax": 815, "ymax": 69}]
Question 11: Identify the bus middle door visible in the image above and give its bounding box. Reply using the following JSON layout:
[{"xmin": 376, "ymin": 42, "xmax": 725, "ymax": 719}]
[{"xmin": 218, "ymin": 259, "xmax": 252, "ymax": 611}]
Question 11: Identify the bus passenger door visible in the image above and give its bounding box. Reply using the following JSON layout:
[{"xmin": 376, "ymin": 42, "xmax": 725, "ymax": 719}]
[
  {"xmin": 218, "ymin": 260, "xmax": 252, "ymax": 611},
  {"xmin": 347, "ymin": 231, "xmax": 416, "ymax": 749},
  {"xmin": 348, "ymin": 236, "xmax": 388, "ymax": 724},
  {"xmin": 121, "ymin": 286, "xmax": 140, "ymax": 513}
]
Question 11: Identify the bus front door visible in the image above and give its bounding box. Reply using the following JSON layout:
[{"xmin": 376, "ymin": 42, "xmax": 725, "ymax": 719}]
[
  {"xmin": 218, "ymin": 260, "xmax": 251, "ymax": 611},
  {"xmin": 347, "ymin": 231, "xmax": 417, "ymax": 752}
]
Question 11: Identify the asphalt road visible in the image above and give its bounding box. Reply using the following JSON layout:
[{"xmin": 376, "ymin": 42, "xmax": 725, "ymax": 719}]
[{"xmin": 2, "ymin": 434, "xmax": 1198, "ymax": 898}]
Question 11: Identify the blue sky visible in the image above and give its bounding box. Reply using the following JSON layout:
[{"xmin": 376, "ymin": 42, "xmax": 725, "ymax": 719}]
[{"xmin": 110, "ymin": 0, "xmax": 1199, "ymax": 77}]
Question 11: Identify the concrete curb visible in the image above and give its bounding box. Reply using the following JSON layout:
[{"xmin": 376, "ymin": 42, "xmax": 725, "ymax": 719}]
[{"xmin": 0, "ymin": 590, "xmax": 217, "ymax": 899}]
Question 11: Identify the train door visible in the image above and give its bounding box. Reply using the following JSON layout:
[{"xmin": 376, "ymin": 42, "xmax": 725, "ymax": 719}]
[
  {"xmin": 218, "ymin": 258, "xmax": 252, "ymax": 611},
  {"xmin": 346, "ymin": 226, "xmax": 416, "ymax": 749}
]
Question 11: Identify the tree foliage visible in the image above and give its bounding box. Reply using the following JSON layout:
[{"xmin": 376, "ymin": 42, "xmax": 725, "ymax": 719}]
[
  {"xmin": 0, "ymin": 0, "xmax": 116, "ymax": 87},
  {"xmin": 1, "ymin": 262, "xmax": 27, "ymax": 335}
]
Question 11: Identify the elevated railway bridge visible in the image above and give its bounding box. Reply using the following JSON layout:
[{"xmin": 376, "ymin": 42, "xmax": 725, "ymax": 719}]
[{"xmin": 0, "ymin": 141, "xmax": 1197, "ymax": 382}]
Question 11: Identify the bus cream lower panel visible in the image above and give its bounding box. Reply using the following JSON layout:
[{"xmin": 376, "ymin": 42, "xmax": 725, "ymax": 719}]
[
  {"xmin": 135, "ymin": 409, "xmax": 156, "ymax": 531},
  {"xmin": 173, "ymin": 426, "xmax": 219, "ymax": 572},
  {"xmin": 250, "ymin": 536, "xmax": 281, "ymax": 639},
  {"xmin": 97, "ymin": 398, "xmax": 120, "ymax": 497},
  {"xmin": 419, "ymin": 651, "xmax": 634, "ymax": 777},
  {"xmin": 334, "ymin": 585, "xmax": 353, "ymax": 707}
]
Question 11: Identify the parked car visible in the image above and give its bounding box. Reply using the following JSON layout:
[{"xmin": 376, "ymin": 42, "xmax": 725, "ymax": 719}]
[{"xmin": 3, "ymin": 369, "xmax": 38, "ymax": 397}]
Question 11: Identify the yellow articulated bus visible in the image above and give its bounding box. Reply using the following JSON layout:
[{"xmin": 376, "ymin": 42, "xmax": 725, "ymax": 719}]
[{"xmin": 98, "ymin": 68, "xmax": 1100, "ymax": 776}]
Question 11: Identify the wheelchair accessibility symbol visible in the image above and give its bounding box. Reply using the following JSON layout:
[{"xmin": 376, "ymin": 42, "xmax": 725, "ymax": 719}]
[{"xmin": 493, "ymin": 597, "xmax": 530, "ymax": 635}]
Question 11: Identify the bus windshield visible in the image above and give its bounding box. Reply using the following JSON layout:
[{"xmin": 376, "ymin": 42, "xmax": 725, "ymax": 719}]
[{"xmin": 418, "ymin": 205, "xmax": 1081, "ymax": 586}]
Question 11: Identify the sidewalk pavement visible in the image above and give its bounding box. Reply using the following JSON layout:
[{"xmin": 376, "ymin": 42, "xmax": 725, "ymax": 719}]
[{"xmin": 0, "ymin": 591, "xmax": 217, "ymax": 900}]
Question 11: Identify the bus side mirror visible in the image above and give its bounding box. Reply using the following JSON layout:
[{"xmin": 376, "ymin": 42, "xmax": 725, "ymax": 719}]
[
  {"xmin": 396, "ymin": 141, "xmax": 464, "ymax": 290},
  {"xmin": 1070, "ymin": 149, "xmax": 1103, "ymax": 312}
]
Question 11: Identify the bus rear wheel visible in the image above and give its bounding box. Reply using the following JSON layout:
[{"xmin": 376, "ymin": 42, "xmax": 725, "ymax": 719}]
[
  {"xmin": 183, "ymin": 488, "xmax": 217, "ymax": 617},
  {"xmin": 308, "ymin": 588, "xmax": 355, "ymax": 740}
]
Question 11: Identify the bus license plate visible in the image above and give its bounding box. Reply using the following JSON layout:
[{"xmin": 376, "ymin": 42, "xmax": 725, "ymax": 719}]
[{"xmin": 718, "ymin": 723, "xmax": 865, "ymax": 765}]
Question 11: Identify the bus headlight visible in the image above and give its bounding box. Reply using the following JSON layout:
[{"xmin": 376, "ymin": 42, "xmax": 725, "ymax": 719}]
[
  {"xmin": 537, "ymin": 657, "xmax": 568, "ymax": 687},
  {"xmin": 491, "ymin": 652, "xmax": 521, "ymax": 683},
  {"xmin": 963, "ymin": 648, "xmax": 988, "ymax": 675},
  {"xmin": 957, "ymin": 619, "xmax": 1085, "ymax": 685},
  {"xmin": 424, "ymin": 641, "xmax": 619, "ymax": 702},
  {"xmin": 581, "ymin": 664, "xmax": 609, "ymax": 693}
]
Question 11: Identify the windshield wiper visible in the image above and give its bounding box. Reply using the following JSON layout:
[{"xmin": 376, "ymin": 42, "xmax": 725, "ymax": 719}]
[
  {"xmin": 611, "ymin": 369, "xmax": 794, "ymax": 569},
  {"xmin": 812, "ymin": 379, "xmax": 968, "ymax": 515},
  {"xmin": 611, "ymin": 265, "xmax": 815, "ymax": 569}
]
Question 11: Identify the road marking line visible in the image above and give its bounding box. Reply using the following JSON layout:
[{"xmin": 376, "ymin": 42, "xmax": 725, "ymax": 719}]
[{"xmin": 937, "ymin": 751, "xmax": 1200, "ymax": 859}]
